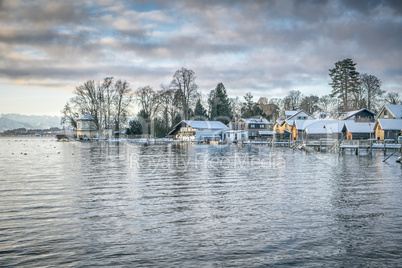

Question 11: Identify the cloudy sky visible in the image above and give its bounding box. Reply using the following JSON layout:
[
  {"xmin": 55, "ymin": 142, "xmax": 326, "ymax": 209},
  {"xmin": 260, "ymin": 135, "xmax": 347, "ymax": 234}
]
[{"xmin": 0, "ymin": 0, "xmax": 401, "ymax": 115}]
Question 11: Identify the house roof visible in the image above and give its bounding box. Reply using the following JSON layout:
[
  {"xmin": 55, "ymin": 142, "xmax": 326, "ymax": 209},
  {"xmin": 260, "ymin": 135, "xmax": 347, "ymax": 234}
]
[
  {"xmin": 239, "ymin": 118, "xmax": 270, "ymax": 124},
  {"xmin": 275, "ymin": 120, "xmax": 284, "ymax": 125},
  {"xmin": 385, "ymin": 104, "xmax": 402, "ymax": 119},
  {"xmin": 287, "ymin": 109, "xmax": 315, "ymax": 120},
  {"xmin": 284, "ymin": 119, "xmax": 294, "ymax": 126},
  {"xmin": 259, "ymin": 131, "xmax": 276, "ymax": 135},
  {"xmin": 285, "ymin": 111, "xmax": 298, "ymax": 118},
  {"xmin": 76, "ymin": 113, "xmax": 94, "ymax": 121},
  {"xmin": 377, "ymin": 119, "xmax": 402, "ymax": 130},
  {"xmin": 305, "ymin": 120, "xmax": 345, "ymax": 135},
  {"xmin": 342, "ymin": 108, "xmax": 375, "ymax": 120},
  {"xmin": 293, "ymin": 120, "xmax": 320, "ymax": 130},
  {"xmin": 343, "ymin": 122, "xmax": 374, "ymax": 133},
  {"xmin": 168, "ymin": 120, "xmax": 229, "ymax": 135}
]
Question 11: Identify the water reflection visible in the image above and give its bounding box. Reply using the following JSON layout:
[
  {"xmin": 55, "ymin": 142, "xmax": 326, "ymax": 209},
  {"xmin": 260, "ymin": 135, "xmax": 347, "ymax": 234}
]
[{"xmin": 1, "ymin": 138, "xmax": 402, "ymax": 266}]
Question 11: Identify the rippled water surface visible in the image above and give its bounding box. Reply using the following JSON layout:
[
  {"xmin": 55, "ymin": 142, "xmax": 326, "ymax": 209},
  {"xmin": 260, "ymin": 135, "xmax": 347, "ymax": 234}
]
[{"xmin": 1, "ymin": 137, "xmax": 402, "ymax": 267}]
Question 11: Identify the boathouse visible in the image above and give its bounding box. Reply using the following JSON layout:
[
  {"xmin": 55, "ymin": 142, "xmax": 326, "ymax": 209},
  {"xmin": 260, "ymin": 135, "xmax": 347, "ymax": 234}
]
[
  {"xmin": 168, "ymin": 120, "xmax": 229, "ymax": 141},
  {"xmin": 76, "ymin": 114, "xmax": 98, "ymax": 139},
  {"xmin": 341, "ymin": 108, "xmax": 376, "ymax": 122},
  {"xmin": 374, "ymin": 119, "xmax": 402, "ymax": 141},
  {"xmin": 305, "ymin": 120, "xmax": 345, "ymax": 140},
  {"xmin": 291, "ymin": 120, "xmax": 318, "ymax": 140},
  {"xmin": 273, "ymin": 120, "xmax": 292, "ymax": 141},
  {"xmin": 342, "ymin": 122, "xmax": 375, "ymax": 140}
]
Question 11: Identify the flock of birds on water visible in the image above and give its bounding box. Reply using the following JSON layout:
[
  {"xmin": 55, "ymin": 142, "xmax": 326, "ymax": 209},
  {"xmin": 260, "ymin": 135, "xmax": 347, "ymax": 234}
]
[{"xmin": 1, "ymin": 139, "xmax": 75, "ymax": 157}]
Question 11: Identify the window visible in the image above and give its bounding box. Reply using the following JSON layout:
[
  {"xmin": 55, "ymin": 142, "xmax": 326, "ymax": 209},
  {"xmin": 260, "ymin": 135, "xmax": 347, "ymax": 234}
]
[
  {"xmin": 250, "ymin": 124, "xmax": 255, "ymax": 128},
  {"xmin": 259, "ymin": 124, "xmax": 265, "ymax": 128}
]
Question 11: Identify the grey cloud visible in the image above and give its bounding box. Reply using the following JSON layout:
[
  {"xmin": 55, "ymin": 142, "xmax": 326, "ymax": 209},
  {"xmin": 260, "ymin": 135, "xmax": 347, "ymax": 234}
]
[{"xmin": 0, "ymin": 0, "xmax": 401, "ymax": 101}]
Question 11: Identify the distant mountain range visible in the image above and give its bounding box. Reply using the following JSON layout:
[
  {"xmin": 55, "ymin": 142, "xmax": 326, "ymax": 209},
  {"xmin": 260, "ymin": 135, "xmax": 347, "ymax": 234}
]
[{"xmin": 0, "ymin": 114, "xmax": 61, "ymax": 132}]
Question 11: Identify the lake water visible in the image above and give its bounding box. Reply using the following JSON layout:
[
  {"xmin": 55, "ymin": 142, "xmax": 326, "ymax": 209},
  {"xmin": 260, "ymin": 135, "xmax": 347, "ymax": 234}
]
[{"xmin": 1, "ymin": 137, "xmax": 402, "ymax": 267}]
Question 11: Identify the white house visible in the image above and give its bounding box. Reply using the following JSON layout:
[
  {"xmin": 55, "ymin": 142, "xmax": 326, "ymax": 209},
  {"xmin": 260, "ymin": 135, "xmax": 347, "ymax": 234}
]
[
  {"xmin": 228, "ymin": 117, "xmax": 272, "ymax": 140},
  {"xmin": 168, "ymin": 120, "xmax": 229, "ymax": 141}
]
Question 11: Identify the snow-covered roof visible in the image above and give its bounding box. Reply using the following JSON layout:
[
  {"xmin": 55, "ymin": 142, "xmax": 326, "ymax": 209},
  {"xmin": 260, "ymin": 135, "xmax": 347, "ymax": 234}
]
[
  {"xmin": 185, "ymin": 120, "xmax": 229, "ymax": 130},
  {"xmin": 168, "ymin": 120, "xmax": 229, "ymax": 136},
  {"xmin": 377, "ymin": 119, "xmax": 402, "ymax": 130},
  {"xmin": 259, "ymin": 131, "xmax": 276, "ymax": 135},
  {"xmin": 226, "ymin": 130, "xmax": 248, "ymax": 133},
  {"xmin": 239, "ymin": 118, "xmax": 270, "ymax": 124},
  {"xmin": 285, "ymin": 111, "xmax": 298, "ymax": 118},
  {"xmin": 385, "ymin": 104, "xmax": 402, "ymax": 119},
  {"xmin": 343, "ymin": 122, "xmax": 374, "ymax": 133},
  {"xmin": 275, "ymin": 120, "xmax": 284, "ymax": 125},
  {"xmin": 76, "ymin": 113, "xmax": 94, "ymax": 121},
  {"xmin": 306, "ymin": 120, "xmax": 345, "ymax": 135},
  {"xmin": 342, "ymin": 108, "xmax": 375, "ymax": 120},
  {"xmin": 284, "ymin": 119, "xmax": 294, "ymax": 126},
  {"xmin": 293, "ymin": 120, "xmax": 319, "ymax": 130},
  {"xmin": 287, "ymin": 109, "xmax": 315, "ymax": 120}
]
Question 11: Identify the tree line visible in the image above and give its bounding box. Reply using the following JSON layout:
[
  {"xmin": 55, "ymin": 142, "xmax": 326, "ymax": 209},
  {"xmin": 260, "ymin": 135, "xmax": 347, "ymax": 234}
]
[{"xmin": 61, "ymin": 61, "xmax": 402, "ymax": 138}]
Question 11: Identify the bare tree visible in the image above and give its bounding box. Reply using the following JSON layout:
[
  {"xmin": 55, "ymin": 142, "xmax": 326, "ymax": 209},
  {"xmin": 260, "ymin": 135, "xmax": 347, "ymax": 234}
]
[
  {"xmin": 283, "ymin": 90, "xmax": 303, "ymax": 110},
  {"xmin": 102, "ymin": 77, "xmax": 115, "ymax": 130},
  {"xmin": 360, "ymin": 73, "xmax": 384, "ymax": 111},
  {"xmin": 157, "ymin": 84, "xmax": 178, "ymax": 133},
  {"xmin": 61, "ymin": 77, "xmax": 134, "ymax": 134},
  {"xmin": 318, "ymin": 95, "xmax": 331, "ymax": 113},
  {"xmin": 300, "ymin": 95, "xmax": 320, "ymax": 114},
  {"xmin": 135, "ymin": 85, "xmax": 160, "ymax": 131},
  {"xmin": 60, "ymin": 102, "xmax": 79, "ymax": 129},
  {"xmin": 258, "ymin": 97, "xmax": 279, "ymax": 121},
  {"xmin": 113, "ymin": 79, "xmax": 133, "ymax": 133},
  {"xmin": 229, "ymin": 97, "xmax": 242, "ymax": 119},
  {"xmin": 69, "ymin": 80, "xmax": 101, "ymax": 128},
  {"xmin": 385, "ymin": 92, "xmax": 401, "ymax": 105},
  {"xmin": 170, "ymin": 67, "xmax": 199, "ymax": 120}
]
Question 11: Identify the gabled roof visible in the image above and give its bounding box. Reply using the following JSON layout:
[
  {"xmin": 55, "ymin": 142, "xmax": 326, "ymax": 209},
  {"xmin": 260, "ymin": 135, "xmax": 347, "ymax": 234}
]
[
  {"xmin": 376, "ymin": 119, "xmax": 402, "ymax": 131},
  {"xmin": 342, "ymin": 108, "xmax": 375, "ymax": 120},
  {"xmin": 168, "ymin": 120, "xmax": 229, "ymax": 135},
  {"xmin": 385, "ymin": 104, "xmax": 402, "ymax": 119},
  {"xmin": 343, "ymin": 122, "xmax": 374, "ymax": 133},
  {"xmin": 76, "ymin": 113, "xmax": 94, "ymax": 121},
  {"xmin": 284, "ymin": 119, "xmax": 294, "ymax": 126},
  {"xmin": 293, "ymin": 120, "xmax": 321, "ymax": 130},
  {"xmin": 275, "ymin": 120, "xmax": 284, "ymax": 125},
  {"xmin": 287, "ymin": 109, "xmax": 315, "ymax": 120},
  {"xmin": 239, "ymin": 118, "xmax": 270, "ymax": 124},
  {"xmin": 185, "ymin": 120, "xmax": 229, "ymax": 130},
  {"xmin": 305, "ymin": 120, "xmax": 345, "ymax": 135},
  {"xmin": 285, "ymin": 111, "xmax": 298, "ymax": 118}
]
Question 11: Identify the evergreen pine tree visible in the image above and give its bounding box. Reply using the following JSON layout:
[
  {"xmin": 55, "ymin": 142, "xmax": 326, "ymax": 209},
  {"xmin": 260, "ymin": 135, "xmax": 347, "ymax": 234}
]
[
  {"xmin": 194, "ymin": 99, "xmax": 208, "ymax": 119},
  {"xmin": 329, "ymin": 58, "xmax": 360, "ymax": 111},
  {"xmin": 208, "ymin": 83, "xmax": 232, "ymax": 124}
]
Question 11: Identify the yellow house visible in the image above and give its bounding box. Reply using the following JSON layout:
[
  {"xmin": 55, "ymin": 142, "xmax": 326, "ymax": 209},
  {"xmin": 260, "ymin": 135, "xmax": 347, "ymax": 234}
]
[
  {"xmin": 76, "ymin": 114, "xmax": 98, "ymax": 139},
  {"xmin": 376, "ymin": 104, "xmax": 402, "ymax": 119},
  {"xmin": 374, "ymin": 119, "xmax": 402, "ymax": 141},
  {"xmin": 273, "ymin": 120, "xmax": 292, "ymax": 134},
  {"xmin": 273, "ymin": 120, "xmax": 293, "ymax": 140},
  {"xmin": 273, "ymin": 120, "xmax": 284, "ymax": 134}
]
